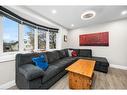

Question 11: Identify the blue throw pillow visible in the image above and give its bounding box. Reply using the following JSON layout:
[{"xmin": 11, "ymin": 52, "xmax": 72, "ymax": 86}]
[
  {"xmin": 40, "ymin": 54, "xmax": 45, "ymax": 62},
  {"xmin": 32, "ymin": 55, "xmax": 48, "ymax": 71}
]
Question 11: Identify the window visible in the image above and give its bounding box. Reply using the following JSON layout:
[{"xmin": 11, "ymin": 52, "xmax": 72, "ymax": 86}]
[
  {"xmin": 38, "ymin": 30, "xmax": 46, "ymax": 50},
  {"xmin": 3, "ymin": 17, "xmax": 19, "ymax": 52},
  {"xmin": 24, "ymin": 25, "xmax": 35, "ymax": 51},
  {"xmin": 49, "ymin": 32, "xmax": 56, "ymax": 49}
]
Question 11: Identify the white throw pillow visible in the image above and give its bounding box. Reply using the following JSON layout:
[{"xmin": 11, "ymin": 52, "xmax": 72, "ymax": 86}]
[{"xmin": 68, "ymin": 50, "xmax": 73, "ymax": 56}]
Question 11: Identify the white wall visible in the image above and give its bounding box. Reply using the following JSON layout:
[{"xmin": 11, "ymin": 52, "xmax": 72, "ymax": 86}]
[
  {"xmin": 60, "ymin": 28, "xmax": 68, "ymax": 49},
  {"xmin": 68, "ymin": 19, "xmax": 127, "ymax": 67},
  {"xmin": 56, "ymin": 27, "xmax": 68, "ymax": 49},
  {"xmin": 0, "ymin": 61, "xmax": 15, "ymax": 85}
]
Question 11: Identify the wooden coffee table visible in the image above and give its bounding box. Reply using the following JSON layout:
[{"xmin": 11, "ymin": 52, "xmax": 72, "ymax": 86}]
[{"xmin": 66, "ymin": 59, "xmax": 95, "ymax": 89}]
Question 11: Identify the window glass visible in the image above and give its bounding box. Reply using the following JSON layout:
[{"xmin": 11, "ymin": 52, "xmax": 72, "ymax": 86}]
[
  {"xmin": 38, "ymin": 30, "xmax": 46, "ymax": 50},
  {"xmin": 3, "ymin": 17, "xmax": 19, "ymax": 52},
  {"xmin": 24, "ymin": 25, "xmax": 35, "ymax": 51},
  {"xmin": 49, "ymin": 32, "xmax": 56, "ymax": 49}
]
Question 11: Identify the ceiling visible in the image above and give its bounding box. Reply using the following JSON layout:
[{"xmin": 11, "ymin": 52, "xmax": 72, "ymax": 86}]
[{"xmin": 22, "ymin": 6, "xmax": 127, "ymax": 30}]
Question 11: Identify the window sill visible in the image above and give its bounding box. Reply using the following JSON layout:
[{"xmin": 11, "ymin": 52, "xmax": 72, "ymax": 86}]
[
  {"xmin": 0, "ymin": 54, "xmax": 15, "ymax": 63},
  {"xmin": 0, "ymin": 49, "xmax": 57, "ymax": 63},
  {"xmin": 47, "ymin": 49, "xmax": 57, "ymax": 51},
  {"xmin": 0, "ymin": 51, "xmax": 31, "ymax": 63}
]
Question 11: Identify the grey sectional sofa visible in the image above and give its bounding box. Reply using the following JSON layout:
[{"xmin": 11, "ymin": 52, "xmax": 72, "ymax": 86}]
[{"xmin": 16, "ymin": 49, "xmax": 109, "ymax": 89}]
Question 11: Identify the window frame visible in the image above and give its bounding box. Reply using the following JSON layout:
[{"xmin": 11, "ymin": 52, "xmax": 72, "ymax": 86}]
[
  {"xmin": 0, "ymin": 15, "xmax": 3, "ymax": 53},
  {"xmin": 0, "ymin": 15, "xmax": 58, "ymax": 54},
  {"xmin": 38, "ymin": 29, "xmax": 46, "ymax": 50},
  {"xmin": 23, "ymin": 25, "xmax": 36, "ymax": 51},
  {"xmin": 2, "ymin": 16, "xmax": 20, "ymax": 53},
  {"xmin": 49, "ymin": 31, "xmax": 57, "ymax": 49}
]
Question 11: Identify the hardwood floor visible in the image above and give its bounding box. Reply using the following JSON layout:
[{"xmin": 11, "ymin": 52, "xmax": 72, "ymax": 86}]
[
  {"xmin": 9, "ymin": 67, "xmax": 127, "ymax": 89},
  {"xmin": 92, "ymin": 68, "xmax": 127, "ymax": 89}
]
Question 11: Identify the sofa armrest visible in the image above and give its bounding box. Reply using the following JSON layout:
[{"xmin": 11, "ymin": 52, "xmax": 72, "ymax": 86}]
[{"xmin": 19, "ymin": 64, "xmax": 44, "ymax": 81}]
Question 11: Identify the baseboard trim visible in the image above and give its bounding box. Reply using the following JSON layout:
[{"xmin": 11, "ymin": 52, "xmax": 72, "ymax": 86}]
[
  {"xmin": 0, "ymin": 80, "xmax": 15, "ymax": 89},
  {"xmin": 110, "ymin": 64, "xmax": 127, "ymax": 70}
]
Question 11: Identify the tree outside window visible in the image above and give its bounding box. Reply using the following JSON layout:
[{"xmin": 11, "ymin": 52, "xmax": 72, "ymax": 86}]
[
  {"xmin": 49, "ymin": 32, "xmax": 56, "ymax": 49},
  {"xmin": 24, "ymin": 25, "xmax": 35, "ymax": 51},
  {"xmin": 38, "ymin": 30, "xmax": 46, "ymax": 50}
]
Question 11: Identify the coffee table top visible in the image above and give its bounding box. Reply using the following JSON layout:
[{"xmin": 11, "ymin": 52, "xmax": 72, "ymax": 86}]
[{"xmin": 66, "ymin": 59, "xmax": 96, "ymax": 78}]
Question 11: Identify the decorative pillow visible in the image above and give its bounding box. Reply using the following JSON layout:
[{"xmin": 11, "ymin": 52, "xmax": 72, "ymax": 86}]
[
  {"xmin": 63, "ymin": 49, "xmax": 69, "ymax": 57},
  {"xmin": 73, "ymin": 49, "xmax": 79, "ymax": 56},
  {"xmin": 68, "ymin": 50, "xmax": 73, "ymax": 57},
  {"xmin": 32, "ymin": 55, "xmax": 48, "ymax": 71},
  {"xmin": 63, "ymin": 51, "xmax": 66, "ymax": 57},
  {"xmin": 71, "ymin": 50, "xmax": 78, "ymax": 57}
]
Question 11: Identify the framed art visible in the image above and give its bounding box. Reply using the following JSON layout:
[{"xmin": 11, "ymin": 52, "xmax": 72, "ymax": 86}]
[
  {"xmin": 64, "ymin": 35, "xmax": 67, "ymax": 42},
  {"xmin": 79, "ymin": 32, "xmax": 109, "ymax": 46}
]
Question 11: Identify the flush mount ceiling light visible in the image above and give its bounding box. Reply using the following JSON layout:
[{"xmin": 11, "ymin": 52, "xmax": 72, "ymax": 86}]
[
  {"xmin": 52, "ymin": 9, "xmax": 57, "ymax": 14},
  {"xmin": 121, "ymin": 10, "xmax": 127, "ymax": 15},
  {"xmin": 81, "ymin": 10, "xmax": 96, "ymax": 20}
]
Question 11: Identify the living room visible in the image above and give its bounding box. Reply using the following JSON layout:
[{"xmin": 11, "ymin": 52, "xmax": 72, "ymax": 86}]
[{"xmin": 0, "ymin": 3, "xmax": 127, "ymax": 94}]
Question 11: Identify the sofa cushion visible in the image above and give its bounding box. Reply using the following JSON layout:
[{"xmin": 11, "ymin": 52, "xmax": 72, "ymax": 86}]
[
  {"xmin": 50, "ymin": 57, "xmax": 78, "ymax": 69},
  {"xmin": 92, "ymin": 56, "xmax": 109, "ymax": 66},
  {"xmin": 58, "ymin": 50, "xmax": 66, "ymax": 59},
  {"xmin": 46, "ymin": 51, "xmax": 60, "ymax": 64},
  {"xmin": 64, "ymin": 57, "xmax": 78, "ymax": 62},
  {"xmin": 79, "ymin": 49, "xmax": 92, "ymax": 57},
  {"xmin": 42, "ymin": 65, "xmax": 61, "ymax": 83},
  {"xmin": 19, "ymin": 64, "xmax": 44, "ymax": 81},
  {"xmin": 41, "ymin": 56, "xmax": 78, "ymax": 83}
]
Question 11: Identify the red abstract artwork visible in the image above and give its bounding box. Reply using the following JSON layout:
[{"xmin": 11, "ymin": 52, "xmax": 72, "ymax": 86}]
[{"xmin": 79, "ymin": 32, "xmax": 109, "ymax": 46}]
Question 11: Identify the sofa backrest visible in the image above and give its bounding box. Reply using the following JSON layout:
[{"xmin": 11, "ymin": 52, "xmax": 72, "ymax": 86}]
[
  {"xmin": 16, "ymin": 53, "xmax": 40, "ymax": 67},
  {"xmin": 45, "ymin": 50, "xmax": 60, "ymax": 64},
  {"xmin": 58, "ymin": 49, "xmax": 69, "ymax": 58},
  {"xmin": 16, "ymin": 48, "xmax": 92, "ymax": 68},
  {"xmin": 57, "ymin": 50, "xmax": 66, "ymax": 59},
  {"xmin": 79, "ymin": 49, "xmax": 92, "ymax": 57},
  {"xmin": 45, "ymin": 49, "xmax": 70, "ymax": 64}
]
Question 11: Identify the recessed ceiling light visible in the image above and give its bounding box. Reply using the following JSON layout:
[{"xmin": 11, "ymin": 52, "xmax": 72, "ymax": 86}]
[
  {"xmin": 52, "ymin": 9, "xmax": 57, "ymax": 14},
  {"xmin": 121, "ymin": 10, "xmax": 127, "ymax": 15},
  {"xmin": 71, "ymin": 24, "xmax": 74, "ymax": 27},
  {"xmin": 81, "ymin": 10, "xmax": 96, "ymax": 20}
]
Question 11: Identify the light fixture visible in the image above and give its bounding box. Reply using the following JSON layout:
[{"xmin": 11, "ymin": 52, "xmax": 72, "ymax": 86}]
[
  {"xmin": 121, "ymin": 10, "xmax": 127, "ymax": 15},
  {"xmin": 81, "ymin": 10, "xmax": 96, "ymax": 20},
  {"xmin": 71, "ymin": 24, "xmax": 74, "ymax": 27},
  {"xmin": 52, "ymin": 9, "xmax": 57, "ymax": 14}
]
